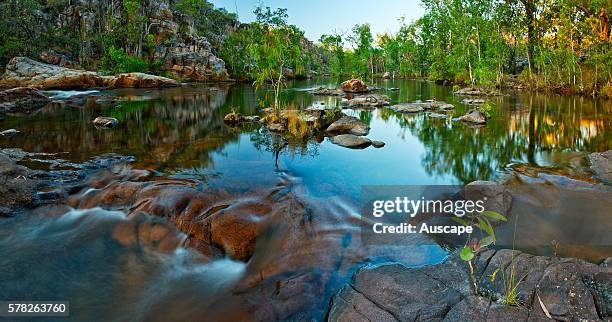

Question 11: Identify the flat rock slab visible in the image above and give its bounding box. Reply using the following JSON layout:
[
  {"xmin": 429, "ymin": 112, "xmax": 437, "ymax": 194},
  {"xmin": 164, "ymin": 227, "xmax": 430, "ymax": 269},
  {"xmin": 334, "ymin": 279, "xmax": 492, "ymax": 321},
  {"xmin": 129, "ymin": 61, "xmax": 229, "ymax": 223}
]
[
  {"xmin": 328, "ymin": 249, "xmax": 611, "ymax": 321},
  {"xmin": 0, "ymin": 57, "xmax": 178, "ymax": 90},
  {"xmin": 326, "ymin": 116, "xmax": 370, "ymax": 136},
  {"xmin": 311, "ymin": 87, "xmax": 345, "ymax": 96},
  {"xmin": 391, "ymin": 100, "xmax": 454, "ymax": 113},
  {"xmin": 331, "ymin": 134, "xmax": 372, "ymax": 149},
  {"xmin": 342, "ymin": 94, "xmax": 390, "ymax": 108},
  {"xmin": 454, "ymin": 87, "xmax": 503, "ymax": 96}
]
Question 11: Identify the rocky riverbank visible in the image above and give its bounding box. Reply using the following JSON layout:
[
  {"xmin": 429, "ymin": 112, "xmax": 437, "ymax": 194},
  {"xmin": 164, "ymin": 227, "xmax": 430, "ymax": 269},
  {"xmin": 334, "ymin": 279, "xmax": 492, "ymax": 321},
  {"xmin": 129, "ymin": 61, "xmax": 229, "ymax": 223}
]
[
  {"xmin": 0, "ymin": 146, "xmax": 610, "ymax": 320},
  {"xmin": 0, "ymin": 57, "xmax": 179, "ymax": 90}
]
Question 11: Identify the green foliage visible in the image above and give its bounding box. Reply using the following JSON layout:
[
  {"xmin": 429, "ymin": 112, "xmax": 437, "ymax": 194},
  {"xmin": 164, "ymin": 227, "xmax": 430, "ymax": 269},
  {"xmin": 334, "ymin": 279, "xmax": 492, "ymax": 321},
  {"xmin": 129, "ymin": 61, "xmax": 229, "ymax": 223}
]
[
  {"xmin": 455, "ymin": 210, "xmax": 507, "ymax": 294},
  {"xmin": 477, "ymin": 102, "xmax": 496, "ymax": 118},
  {"xmin": 99, "ymin": 47, "xmax": 148, "ymax": 74}
]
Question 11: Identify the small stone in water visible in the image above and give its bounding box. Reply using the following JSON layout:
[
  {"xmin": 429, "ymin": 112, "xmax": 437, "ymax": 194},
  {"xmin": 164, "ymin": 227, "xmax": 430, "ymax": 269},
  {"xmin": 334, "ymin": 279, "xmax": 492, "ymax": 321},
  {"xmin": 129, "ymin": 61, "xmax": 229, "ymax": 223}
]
[{"xmin": 93, "ymin": 117, "xmax": 119, "ymax": 128}]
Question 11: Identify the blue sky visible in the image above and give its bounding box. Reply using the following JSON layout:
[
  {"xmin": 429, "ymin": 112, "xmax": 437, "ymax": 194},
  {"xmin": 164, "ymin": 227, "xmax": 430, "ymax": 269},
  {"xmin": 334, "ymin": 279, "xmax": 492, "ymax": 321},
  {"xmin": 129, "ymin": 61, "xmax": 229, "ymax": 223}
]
[{"xmin": 210, "ymin": 0, "xmax": 424, "ymax": 42}]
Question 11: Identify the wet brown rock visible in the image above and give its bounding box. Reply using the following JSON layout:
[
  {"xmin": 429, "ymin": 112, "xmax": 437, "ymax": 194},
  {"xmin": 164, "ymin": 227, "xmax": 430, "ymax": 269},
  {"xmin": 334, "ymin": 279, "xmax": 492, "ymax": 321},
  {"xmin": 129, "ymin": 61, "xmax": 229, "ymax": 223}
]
[
  {"xmin": 112, "ymin": 212, "xmax": 184, "ymax": 253},
  {"xmin": 341, "ymin": 79, "xmax": 368, "ymax": 93},
  {"xmin": 371, "ymin": 140, "xmax": 385, "ymax": 148},
  {"xmin": 326, "ymin": 116, "xmax": 370, "ymax": 136},
  {"xmin": 0, "ymin": 87, "xmax": 50, "ymax": 114}
]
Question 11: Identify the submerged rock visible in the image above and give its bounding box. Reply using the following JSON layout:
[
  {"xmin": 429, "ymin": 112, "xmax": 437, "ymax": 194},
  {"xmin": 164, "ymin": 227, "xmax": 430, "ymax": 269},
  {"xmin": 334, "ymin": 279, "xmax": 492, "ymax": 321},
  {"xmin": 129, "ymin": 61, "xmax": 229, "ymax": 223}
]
[
  {"xmin": 454, "ymin": 109, "xmax": 487, "ymax": 124},
  {"xmin": 93, "ymin": 116, "xmax": 119, "ymax": 128},
  {"xmin": 0, "ymin": 87, "xmax": 50, "ymax": 114},
  {"xmin": 371, "ymin": 140, "xmax": 385, "ymax": 148},
  {"xmin": 331, "ymin": 134, "xmax": 372, "ymax": 149},
  {"xmin": 588, "ymin": 150, "xmax": 612, "ymax": 185},
  {"xmin": 0, "ymin": 57, "xmax": 178, "ymax": 90},
  {"xmin": 326, "ymin": 115, "xmax": 370, "ymax": 136}
]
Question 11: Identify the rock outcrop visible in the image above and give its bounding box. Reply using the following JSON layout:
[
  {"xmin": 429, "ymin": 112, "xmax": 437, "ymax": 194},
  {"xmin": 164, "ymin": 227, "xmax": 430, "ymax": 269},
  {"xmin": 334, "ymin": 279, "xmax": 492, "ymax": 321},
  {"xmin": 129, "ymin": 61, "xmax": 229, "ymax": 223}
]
[
  {"xmin": 0, "ymin": 87, "xmax": 50, "ymax": 114},
  {"xmin": 391, "ymin": 100, "xmax": 454, "ymax": 113},
  {"xmin": 0, "ymin": 57, "xmax": 178, "ymax": 89},
  {"xmin": 154, "ymin": 36, "xmax": 231, "ymax": 81},
  {"xmin": 328, "ymin": 249, "xmax": 611, "ymax": 321}
]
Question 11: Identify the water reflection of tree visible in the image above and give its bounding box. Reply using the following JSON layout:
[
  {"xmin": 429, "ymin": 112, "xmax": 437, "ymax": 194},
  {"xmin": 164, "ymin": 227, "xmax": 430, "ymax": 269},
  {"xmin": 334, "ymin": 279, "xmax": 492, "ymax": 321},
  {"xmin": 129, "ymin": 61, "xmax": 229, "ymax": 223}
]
[
  {"xmin": 249, "ymin": 128, "xmax": 319, "ymax": 170},
  {"xmin": 391, "ymin": 92, "xmax": 611, "ymax": 184}
]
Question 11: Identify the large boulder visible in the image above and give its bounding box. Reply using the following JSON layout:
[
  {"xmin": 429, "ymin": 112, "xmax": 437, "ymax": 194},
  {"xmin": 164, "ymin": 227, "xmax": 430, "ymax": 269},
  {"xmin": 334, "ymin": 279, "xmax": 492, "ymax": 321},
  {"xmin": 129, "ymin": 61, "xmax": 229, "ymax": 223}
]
[
  {"xmin": 0, "ymin": 87, "xmax": 50, "ymax": 114},
  {"xmin": 331, "ymin": 134, "xmax": 372, "ymax": 149},
  {"xmin": 341, "ymin": 79, "xmax": 369, "ymax": 93},
  {"xmin": 0, "ymin": 57, "xmax": 178, "ymax": 89},
  {"xmin": 326, "ymin": 115, "xmax": 370, "ymax": 136}
]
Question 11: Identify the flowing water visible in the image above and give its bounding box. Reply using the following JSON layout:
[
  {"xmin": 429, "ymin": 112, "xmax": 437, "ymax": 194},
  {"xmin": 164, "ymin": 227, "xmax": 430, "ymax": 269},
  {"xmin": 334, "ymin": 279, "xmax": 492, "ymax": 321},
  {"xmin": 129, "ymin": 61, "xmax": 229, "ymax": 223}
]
[{"xmin": 0, "ymin": 79, "xmax": 610, "ymax": 320}]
